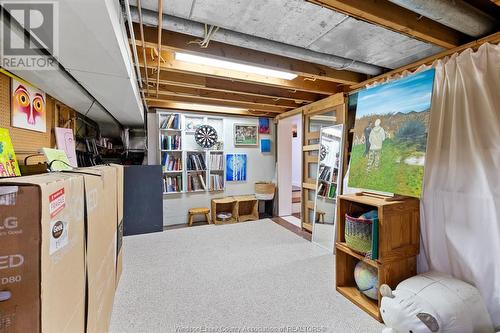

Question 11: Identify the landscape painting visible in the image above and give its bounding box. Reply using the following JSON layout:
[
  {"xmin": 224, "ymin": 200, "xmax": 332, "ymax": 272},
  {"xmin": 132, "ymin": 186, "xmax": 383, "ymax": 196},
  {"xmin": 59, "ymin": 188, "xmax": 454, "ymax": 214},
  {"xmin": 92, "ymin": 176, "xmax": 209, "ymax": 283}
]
[
  {"xmin": 348, "ymin": 69, "xmax": 435, "ymax": 198},
  {"xmin": 226, "ymin": 154, "xmax": 247, "ymax": 181}
]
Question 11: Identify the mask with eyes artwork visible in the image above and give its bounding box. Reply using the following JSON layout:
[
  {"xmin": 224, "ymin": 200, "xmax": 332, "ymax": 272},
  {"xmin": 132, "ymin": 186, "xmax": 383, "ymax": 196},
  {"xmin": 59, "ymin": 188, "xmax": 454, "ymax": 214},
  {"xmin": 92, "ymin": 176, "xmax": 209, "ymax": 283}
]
[{"xmin": 11, "ymin": 79, "xmax": 47, "ymax": 132}]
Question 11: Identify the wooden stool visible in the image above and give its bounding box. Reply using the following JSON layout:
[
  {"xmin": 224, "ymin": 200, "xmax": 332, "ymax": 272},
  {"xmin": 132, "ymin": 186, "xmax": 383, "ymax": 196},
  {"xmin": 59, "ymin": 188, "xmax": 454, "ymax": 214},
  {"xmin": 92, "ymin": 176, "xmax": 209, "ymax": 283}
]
[
  {"xmin": 315, "ymin": 211, "xmax": 325, "ymax": 223},
  {"xmin": 188, "ymin": 207, "xmax": 211, "ymax": 226}
]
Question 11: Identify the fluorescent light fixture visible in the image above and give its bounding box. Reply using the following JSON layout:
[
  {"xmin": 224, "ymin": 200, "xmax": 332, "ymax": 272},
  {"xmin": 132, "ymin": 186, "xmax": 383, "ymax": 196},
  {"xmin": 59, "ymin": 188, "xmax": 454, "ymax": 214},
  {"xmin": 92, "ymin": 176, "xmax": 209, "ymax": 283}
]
[
  {"xmin": 175, "ymin": 52, "xmax": 298, "ymax": 80},
  {"xmin": 170, "ymin": 102, "xmax": 246, "ymax": 113}
]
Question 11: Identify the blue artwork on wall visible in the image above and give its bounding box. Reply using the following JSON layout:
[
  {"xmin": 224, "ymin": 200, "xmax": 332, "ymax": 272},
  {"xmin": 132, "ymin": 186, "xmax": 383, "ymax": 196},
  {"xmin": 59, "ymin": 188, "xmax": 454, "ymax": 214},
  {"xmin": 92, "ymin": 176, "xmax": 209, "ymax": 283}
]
[
  {"xmin": 226, "ymin": 154, "xmax": 247, "ymax": 181},
  {"xmin": 260, "ymin": 139, "xmax": 271, "ymax": 153}
]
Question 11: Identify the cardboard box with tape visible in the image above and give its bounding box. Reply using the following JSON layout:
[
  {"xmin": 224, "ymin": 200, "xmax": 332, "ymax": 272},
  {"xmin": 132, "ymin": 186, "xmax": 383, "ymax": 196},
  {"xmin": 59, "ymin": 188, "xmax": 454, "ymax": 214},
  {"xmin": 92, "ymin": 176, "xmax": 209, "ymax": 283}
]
[
  {"xmin": 0, "ymin": 173, "xmax": 86, "ymax": 333},
  {"xmin": 80, "ymin": 165, "xmax": 118, "ymax": 333}
]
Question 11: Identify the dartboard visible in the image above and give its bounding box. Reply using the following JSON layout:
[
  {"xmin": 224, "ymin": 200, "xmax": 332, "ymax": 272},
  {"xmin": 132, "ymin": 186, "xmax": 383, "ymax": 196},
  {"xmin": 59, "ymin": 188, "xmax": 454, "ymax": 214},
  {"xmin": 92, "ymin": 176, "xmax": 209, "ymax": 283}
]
[
  {"xmin": 195, "ymin": 125, "xmax": 218, "ymax": 148},
  {"xmin": 320, "ymin": 144, "xmax": 328, "ymax": 161}
]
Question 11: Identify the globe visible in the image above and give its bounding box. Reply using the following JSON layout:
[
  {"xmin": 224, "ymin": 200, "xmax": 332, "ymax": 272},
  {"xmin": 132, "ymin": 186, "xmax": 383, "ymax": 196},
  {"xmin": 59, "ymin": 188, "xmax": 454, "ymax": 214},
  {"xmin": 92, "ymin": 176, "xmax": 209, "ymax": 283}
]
[{"xmin": 354, "ymin": 261, "xmax": 378, "ymax": 300}]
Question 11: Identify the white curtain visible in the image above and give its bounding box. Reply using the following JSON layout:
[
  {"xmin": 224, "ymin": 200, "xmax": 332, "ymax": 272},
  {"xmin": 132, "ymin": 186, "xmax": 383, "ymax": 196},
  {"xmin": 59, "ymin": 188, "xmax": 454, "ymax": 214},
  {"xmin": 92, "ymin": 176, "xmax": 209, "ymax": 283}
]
[{"xmin": 418, "ymin": 43, "xmax": 500, "ymax": 329}]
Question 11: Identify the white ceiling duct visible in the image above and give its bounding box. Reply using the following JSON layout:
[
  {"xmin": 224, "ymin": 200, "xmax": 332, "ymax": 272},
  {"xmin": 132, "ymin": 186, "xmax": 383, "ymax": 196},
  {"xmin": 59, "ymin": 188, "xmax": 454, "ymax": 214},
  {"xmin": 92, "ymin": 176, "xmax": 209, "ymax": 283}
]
[{"xmin": 2, "ymin": 0, "xmax": 144, "ymax": 128}]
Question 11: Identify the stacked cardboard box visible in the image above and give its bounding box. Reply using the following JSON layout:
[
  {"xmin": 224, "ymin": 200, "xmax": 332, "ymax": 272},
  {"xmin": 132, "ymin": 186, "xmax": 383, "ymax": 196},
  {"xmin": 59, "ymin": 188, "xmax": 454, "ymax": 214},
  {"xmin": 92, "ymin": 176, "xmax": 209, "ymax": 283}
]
[
  {"xmin": 0, "ymin": 173, "xmax": 86, "ymax": 332},
  {"xmin": 0, "ymin": 165, "xmax": 124, "ymax": 333}
]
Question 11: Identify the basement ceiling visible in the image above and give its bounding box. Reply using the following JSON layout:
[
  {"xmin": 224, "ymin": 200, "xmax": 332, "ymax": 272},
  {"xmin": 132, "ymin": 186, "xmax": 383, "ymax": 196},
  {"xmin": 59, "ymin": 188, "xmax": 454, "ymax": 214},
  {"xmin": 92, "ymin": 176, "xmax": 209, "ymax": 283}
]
[
  {"xmin": 126, "ymin": 0, "xmax": 498, "ymax": 117},
  {"xmin": 131, "ymin": 0, "xmax": 443, "ymax": 69}
]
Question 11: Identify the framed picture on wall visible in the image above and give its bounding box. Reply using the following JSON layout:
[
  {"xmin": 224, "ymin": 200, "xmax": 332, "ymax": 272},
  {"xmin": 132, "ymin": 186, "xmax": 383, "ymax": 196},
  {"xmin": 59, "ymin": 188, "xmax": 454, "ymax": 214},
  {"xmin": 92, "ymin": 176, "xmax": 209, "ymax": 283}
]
[
  {"xmin": 226, "ymin": 154, "xmax": 247, "ymax": 181},
  {"xmin": 11, "ymin": 78, "xmax": 47, "ymax": 133},
  {"xmin": 234, "ymin": 124, "xmax": 258, "ymax": 146},
  {"xmin": 260, "ymin": 139, "xmax": 271, "ymax": 153},
  {"xmin": 259, "ymin": 117, "xmax": 270, "ymax": 134}
]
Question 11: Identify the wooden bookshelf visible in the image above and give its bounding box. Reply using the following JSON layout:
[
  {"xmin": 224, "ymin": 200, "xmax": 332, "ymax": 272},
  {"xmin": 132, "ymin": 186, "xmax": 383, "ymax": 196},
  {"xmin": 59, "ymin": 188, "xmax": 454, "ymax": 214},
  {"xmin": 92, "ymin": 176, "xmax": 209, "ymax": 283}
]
[
  {"xmin": 335, "ymin": 194, "xmax": 420, "ymax": 322},
  {"xmin": 208, "ymin": 151, "xmax": 225, "ymax": 192},
  {"xmin": 159, "ymin": 112, "xmax": 184, "ymax": 194}
]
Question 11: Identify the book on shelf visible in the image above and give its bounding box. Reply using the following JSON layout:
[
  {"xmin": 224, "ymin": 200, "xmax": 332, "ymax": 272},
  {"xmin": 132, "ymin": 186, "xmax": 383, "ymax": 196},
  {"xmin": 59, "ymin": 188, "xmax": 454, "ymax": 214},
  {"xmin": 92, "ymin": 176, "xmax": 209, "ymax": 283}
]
[
  {"xmin": 187, "ymin": 172, "xmax": 206, "ymax": 191},
  {"xmin": 162, "ymin": 153, "xmax": 182, "ymax": 171},
  {"xmin": 318, "ymin": 165, "xmax": 332, "ymax": 182},
  {"xmin": 160, "ymin": 134, "xmax": 181, "ymax": 150},
  {"xmin": 160, "ymin": 114, "xmax": 180, "ymax": 129},
  {"xmin": 187, "ymin": 153, "xmax": 206, "ymax": 171},
  {"xmin": 209, "ymin": 174, "xmax": 224, "ymax": 191},
  {"xmin": 163, "ymin": 175, "xmax": 182, "ymax": 192},
  {"xmin": 209, "ymin": 153, "xmax": 224, "ymax": 170},
  {"xmin": 317, "ymin": 181, "xmax": 336, "ymax": 199}
]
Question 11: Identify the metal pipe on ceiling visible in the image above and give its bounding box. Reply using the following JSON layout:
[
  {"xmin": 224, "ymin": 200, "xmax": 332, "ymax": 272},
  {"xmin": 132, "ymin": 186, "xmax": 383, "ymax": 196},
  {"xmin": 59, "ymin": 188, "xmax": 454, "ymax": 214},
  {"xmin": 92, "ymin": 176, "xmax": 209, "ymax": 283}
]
[
  {"xmin": 129, "ymin": 7, "xmax": 384, "ymax": 76},
  {"xmin": 137, "ymin": 0, "xmax": 150, "ymax": 97},
  {"xmin": 156, "ymin": 0, "xmax": 163, "ymax": 97},
  {"xmin": 387, "ymin": 0, "xmax": 497, "ymax": 38},
  {"xmin": 124, "ymin": 0, "xmax": 146, "ymax": 96}
]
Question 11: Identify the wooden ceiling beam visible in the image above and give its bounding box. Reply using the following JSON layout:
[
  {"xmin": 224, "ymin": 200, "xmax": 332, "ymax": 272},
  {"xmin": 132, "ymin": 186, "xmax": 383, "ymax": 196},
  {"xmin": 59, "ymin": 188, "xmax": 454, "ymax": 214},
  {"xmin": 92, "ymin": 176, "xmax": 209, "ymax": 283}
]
[
  {"xmin": 132, "ymin": 23, "xmax": 367, "ymax": 85},
  {"xmin": 147, "ymin": 100, "xmax": 275, "ymax": 117},
  {"xmin": 139, "ymin": 68, "xmax": 322, "ymax": 103},
  {"xmin": 137, "ymin": 47, "xmax": 339, "ymax": 95},
  {"xmin": 145, "ymin": 95, "xmax": 286, "ymax": 114},
  {"xmin": 147, "ymin": 84, "xmax": 303, "ymax": 109},
  {"xmin": 276, "ymin": 93, "xmax": 345, "ymax": 120},
  {"xmin": 307, "ymin": 0, "xmax": 467, "ymax": 49}
]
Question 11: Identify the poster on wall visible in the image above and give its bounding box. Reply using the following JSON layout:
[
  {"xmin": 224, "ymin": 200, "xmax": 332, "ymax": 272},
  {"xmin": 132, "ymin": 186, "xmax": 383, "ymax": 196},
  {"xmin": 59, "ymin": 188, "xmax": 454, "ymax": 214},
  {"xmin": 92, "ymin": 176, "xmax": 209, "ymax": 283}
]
[
  {"xmin": 234, "ymin": 124, "xmax": 258, "ymax": 146},
  {"xmin": 226, "ymin": 154, "xmax": 247, "ymax": 181},
  {"xmin": 260, "ymin": 139, "xmax": 271, "ymax": 153},
  {"xmin": 259, "ymin": 118, "xmax": 270, "ymax": 134},
  {"xmin": 348, "ymin": 69, "xmax": 436, "ymax": 198},
  {"xmin": 11, "ymin": 78, "xmax": 47, "ymax": 133},
  {"xmin": 0, "ymin": 128, "xmax": 21, "ymax": 177},
  {"xmin": 55, "ymin": 127, "xmax": 78, "ymax": 167}
]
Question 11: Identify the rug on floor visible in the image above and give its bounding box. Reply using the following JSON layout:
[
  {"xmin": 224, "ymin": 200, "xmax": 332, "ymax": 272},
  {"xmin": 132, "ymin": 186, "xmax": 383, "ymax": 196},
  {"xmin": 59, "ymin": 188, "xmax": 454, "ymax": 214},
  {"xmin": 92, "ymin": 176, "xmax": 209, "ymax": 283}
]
[{"xmin": 110, "ymin": 219, "xmax": 383, "ymax": 333}]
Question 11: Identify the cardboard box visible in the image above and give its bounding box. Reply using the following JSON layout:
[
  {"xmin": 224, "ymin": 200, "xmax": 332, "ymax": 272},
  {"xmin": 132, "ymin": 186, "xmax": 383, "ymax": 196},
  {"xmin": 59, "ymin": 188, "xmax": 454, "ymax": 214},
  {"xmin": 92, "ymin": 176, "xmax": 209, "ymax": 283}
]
[
  {"xmin": 110, "ymin": 164, "xmax": 124, "ymax": 288},
  {"xmin": 80, "ymin": 166, "xmax": 118, "ymax": 333},
  {"xmin": 0, "ymin": 173, "xmax": 86, "ymax": 333}
]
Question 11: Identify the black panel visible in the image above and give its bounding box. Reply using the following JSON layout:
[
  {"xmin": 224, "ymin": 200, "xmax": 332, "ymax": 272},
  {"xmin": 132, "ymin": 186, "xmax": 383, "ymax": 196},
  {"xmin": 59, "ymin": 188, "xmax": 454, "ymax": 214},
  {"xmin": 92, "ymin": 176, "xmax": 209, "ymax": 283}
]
[{"xmin": 123, "ymin": 165, "xmax": 163, "ymax": 236}]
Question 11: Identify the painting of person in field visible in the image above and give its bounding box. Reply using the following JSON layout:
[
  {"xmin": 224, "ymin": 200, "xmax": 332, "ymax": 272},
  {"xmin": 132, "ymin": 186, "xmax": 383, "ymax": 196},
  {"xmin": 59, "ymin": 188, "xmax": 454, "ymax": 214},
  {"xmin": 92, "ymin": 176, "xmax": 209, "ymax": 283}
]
[{"xmin": 348, "ymin": 69, "xmax": 436, "ymax": 198}]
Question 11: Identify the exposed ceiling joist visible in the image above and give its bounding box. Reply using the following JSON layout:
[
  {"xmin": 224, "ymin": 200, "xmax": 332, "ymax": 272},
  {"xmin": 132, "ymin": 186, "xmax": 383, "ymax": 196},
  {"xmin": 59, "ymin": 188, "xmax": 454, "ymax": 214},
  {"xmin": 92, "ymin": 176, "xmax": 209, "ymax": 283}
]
[
  {"xmin": 147, "ymin": 100, "xmax": 278, "ymax": 117},
  {"xmin": 148, "ymin": 84, "xmax": 303, "ymax": 108},
  {"xmin": 275, "ymin": 93, "xmax": 345, "ymax": 120},
  {"xmin": 145, "ymin": 94, "xmax": 286, "ymax": 113},
  {"xmin": 307, "ymin": 0, "xmax": 466, "ymax": 49},
  {"xmin": 140, "ymin": 69, "xmax": 321, "ymax": 103},
  {"xmin": 132, "ymin": 23, "xmax": 367, "ymax": 85},
  {"xmin": 137, "ymin": 47, "xmax": 338, "ymax": 94}
]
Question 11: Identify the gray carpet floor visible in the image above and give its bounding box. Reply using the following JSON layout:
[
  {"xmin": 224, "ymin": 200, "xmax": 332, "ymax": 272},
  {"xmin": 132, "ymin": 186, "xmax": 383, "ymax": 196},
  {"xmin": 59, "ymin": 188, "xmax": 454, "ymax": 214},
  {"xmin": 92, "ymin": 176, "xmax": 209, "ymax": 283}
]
[{"xmin": 110, "ymin": 219, "xmax": 383, "ymax": 333}]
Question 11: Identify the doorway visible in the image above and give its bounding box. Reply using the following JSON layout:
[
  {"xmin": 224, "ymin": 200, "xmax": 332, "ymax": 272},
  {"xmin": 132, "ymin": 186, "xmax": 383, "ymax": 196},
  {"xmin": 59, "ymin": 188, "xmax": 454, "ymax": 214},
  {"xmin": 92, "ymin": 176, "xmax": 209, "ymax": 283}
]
[{"xmin": 277, "ymin": 114, "xmax": 302, "ymax": 227}]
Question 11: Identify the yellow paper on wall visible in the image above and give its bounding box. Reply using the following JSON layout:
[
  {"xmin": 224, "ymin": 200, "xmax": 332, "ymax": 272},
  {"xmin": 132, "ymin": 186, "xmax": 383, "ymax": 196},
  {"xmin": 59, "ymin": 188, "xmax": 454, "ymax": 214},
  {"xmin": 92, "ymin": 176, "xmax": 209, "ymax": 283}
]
[
  {"xmin": 0, "ymin": 128, "xmax": 21, "ymax": 177},
  {"xmin": 41, "ymin": 148, "xmax": 73, "ymax": 171}
]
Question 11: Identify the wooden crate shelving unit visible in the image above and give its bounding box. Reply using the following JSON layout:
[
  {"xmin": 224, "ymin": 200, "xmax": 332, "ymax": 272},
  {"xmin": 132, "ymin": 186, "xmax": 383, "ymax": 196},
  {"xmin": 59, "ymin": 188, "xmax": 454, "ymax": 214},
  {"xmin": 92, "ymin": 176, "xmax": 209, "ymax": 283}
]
[
  {"xmin": 234, "ymin": 196, "xmax": 258, "ymax": 222},
  {"xmin": 211, "ymin": 197, "xmax": 238, "ymax": 224},
  {"xmin": 335, "ymin": 194, "xmax": 420, "ymax": 322}
]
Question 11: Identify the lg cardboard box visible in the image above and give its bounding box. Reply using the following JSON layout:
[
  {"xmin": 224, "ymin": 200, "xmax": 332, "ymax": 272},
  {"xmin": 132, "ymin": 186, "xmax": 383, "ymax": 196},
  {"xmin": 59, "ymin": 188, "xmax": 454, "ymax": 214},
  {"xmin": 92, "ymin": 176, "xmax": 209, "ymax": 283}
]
[
  {"xmin": 80, "ymin": 166, "xmax": 118, "ymax": 333},
  {"xmin": 110, "ymin": 164, "xmax": 124, "ymax": 288},
  {"xmin": 0, "ymin": 173, "xmax": 85, "ymax": 333}
]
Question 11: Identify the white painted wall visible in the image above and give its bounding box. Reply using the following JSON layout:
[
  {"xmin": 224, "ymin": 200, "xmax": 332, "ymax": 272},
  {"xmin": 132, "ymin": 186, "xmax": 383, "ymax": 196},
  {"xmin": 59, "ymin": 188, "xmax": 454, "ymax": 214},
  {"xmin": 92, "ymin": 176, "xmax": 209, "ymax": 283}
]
[
  {"xmin": 277, "ymin": 114, "xmax": 302, "ymax": 217},
  {"xmin": 148, "ymin": 111, "xmax": 276, "ymax": 226},
  {"xmin": 291, "ymin": 116, "xmax": 303, "ymax": 187}
]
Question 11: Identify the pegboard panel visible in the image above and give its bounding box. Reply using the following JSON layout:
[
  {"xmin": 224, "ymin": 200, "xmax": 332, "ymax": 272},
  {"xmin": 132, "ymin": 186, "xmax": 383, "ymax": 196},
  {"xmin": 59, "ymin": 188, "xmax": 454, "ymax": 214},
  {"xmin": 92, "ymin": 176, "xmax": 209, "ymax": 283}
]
[{"xmin": 0, "ymin": 72, "xmax": 55, "ymax": 165}]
